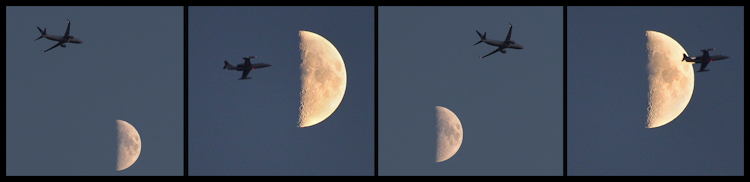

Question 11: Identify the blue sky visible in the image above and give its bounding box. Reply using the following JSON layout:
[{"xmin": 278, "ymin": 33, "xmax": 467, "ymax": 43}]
[
  {"xmin": 378, "ymin": 6, "xmax": 563, "ymax": 175},
  {"xmin": 187, "ymin": 7, "xmax": 374, "ymax": 175},
  {"xmin": 6, "ymin": 7, "xmax": 183, "ymax": 175},
  {"xmin": 567, "ymin": 6, "xmax": 744, "ymax": 175}
]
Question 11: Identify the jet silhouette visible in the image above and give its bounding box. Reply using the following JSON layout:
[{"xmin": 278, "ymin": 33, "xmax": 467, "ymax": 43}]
[
  {"xmin": 474, "ymin": 22, "xmax": 523, "ymax": 58},
  {"xmin": 35, "ymin": 19, "xmax": 83, "ymax": 53},
  {"xmin": 682, "ymin": 48, "xmax": 729, "ymax": 72},
  {"xmin": 223, "ymin": 56, "xmax": 271, "ymax": 80}
]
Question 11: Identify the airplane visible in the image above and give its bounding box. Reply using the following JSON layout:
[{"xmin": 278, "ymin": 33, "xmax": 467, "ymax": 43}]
[
  {"xmin": 473, "ymin": 22, "xmax": 524, "ymax": 59},
  {"xmin": 682, "ymin": 48, "xmax": 729, "ymax": 72},
  {"xmin": 35, "ymin": 19, "xmax": 83, "ymax": 53},
  {"xmin": 223, "ymin": 56, "xmax": 271, "ymax": 80}
]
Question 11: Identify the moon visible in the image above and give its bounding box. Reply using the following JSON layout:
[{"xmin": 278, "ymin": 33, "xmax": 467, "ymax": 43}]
[
  {"xmin": 435, "ymin": 106, "xmax": 463, "ymax": 162},
  {"xmin": 116, "ymin": 119, "xmax": 141, "ymax": 171},
  {"xmin": 298, "ymin": 30, "xmax": 347, "ymax": 128},
  {"xmin": 645, "ymin": 30, "xmax": 694, "ymax": 128}
]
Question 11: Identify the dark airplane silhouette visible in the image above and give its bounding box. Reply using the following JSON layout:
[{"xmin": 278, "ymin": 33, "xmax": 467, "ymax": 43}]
[
  {"xmin": 35, "ymin": 19, "xmax": 83, "ymax": 53},
  {"xmin": 474, "ymin": 22, "xmax": 523, "ymax": 58},
  {"xmin": 682, "ymin": 48, "xmax": 729, "ymax": 72},
  {"xmin": 223, "ymin": 56, "xmax": 271, "ymax": 80}
]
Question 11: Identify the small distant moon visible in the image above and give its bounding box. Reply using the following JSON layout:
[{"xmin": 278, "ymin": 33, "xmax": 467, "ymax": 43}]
[
  {"xmin": 116, "ymin": 120, "xmax": 141, "ymax": 171},
  {"xmin": 645, "ymin": 30, "xmax": 694, "ymax": 128},
  {"xmin": 435, "ymin": 106, "xmax": 463, "ymax": 162},
  {"xmin": 298, "ymin": 30, "xmax": 347, "ymax": 128}
]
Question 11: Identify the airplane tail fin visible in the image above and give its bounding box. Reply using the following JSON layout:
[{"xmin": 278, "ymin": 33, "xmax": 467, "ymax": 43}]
[
  {"xmin": 476, "ymin": 30, "xmax": 486, "ymax": 40},
  {"xmin": 682, "ymin": 53, "xmax": 689, "ymax": 62},
  {"xmin": 223, "ymin": 61, "xmax": 235, "ymax": 70},
  {"xmin": 35, "ymin": 27, "xmax": 46, "ymax": 41},
  {"xmin": 473, "ymin": 30, "xmax": 486, "ymax": 45}
]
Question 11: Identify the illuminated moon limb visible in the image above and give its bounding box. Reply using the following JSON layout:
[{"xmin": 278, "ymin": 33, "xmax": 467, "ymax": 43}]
[
  {"xmin": 298, "ymin": 30, "xmax": 347, "ymax": 128},
  {"xmin": 435, "ymin": 106, "xmax": 463, "ymax": 162},
  {"xmin": 645, "ymin": 30, "xmax": 694, "ymax": 128},
  {"xmin": 116, "ymin": 120, "xmax": 141, "ymax": 171}
]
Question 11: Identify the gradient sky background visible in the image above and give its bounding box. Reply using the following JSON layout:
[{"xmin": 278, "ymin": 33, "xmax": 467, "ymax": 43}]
[
  {"xmin": 9, "ymin": 6, "xmax": 739, "ymax": 176},
  {"xmin": 567, "ymin": 7, "xmax": 744, "ymax": 175},
  {"xmin": 6, "ymin": 7, "xmax": 184, "ymax": 175},
  {"xmin": 188, "ymin": 7, "xmax": 374, "ymax": 175},
  {"xmin": 378, "ymin": 7, "xmax": 563, "ymax": 175}
]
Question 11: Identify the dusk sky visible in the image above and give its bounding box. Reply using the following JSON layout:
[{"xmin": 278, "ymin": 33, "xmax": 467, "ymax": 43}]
[
  {"xmin": 188, "ymin": 6, "xmax": 374, "ymax": 175},
  {"xmin": 6, "ymin": 6, "xmax": 184, "ymax": 175},
  {"xmin": 567, "ymin": 6, "xmax": 743, "ymax": 175},
  {"xmin": 378, "ymin": 6, "xmax": 563, "ymax": 175}
]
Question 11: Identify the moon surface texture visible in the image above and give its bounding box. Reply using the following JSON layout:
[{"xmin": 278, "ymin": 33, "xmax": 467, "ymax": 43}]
[
  {"xmin": 645, "ymin": 30, "xmax": 694, "ymax": 128},
  {"xmin": 435, "ymin": 106, "xmax": 463, "ymax": 163},
  {"xmin": 116, "ymin": 120, "xmax": 141, "ymax": 171},
  {"xmin": 298, "ymin": 30, "xmax": 347, "ymax": 128}
]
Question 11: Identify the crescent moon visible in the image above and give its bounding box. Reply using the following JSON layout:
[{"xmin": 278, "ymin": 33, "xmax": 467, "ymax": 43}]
[
  {"xmin": 645, "ymin": 30, "xmax": 694, "ymax": 128},
  {"xmin": 298, "ymin": 30, "xmax": 347, "ymax": 128},
  {"xmin": 116, "ymin": 120, "xmax": 141, "ymax": 171},
  {"xmin": 435, "ymin": 106, "xmax": 463, "ymax": 162}
]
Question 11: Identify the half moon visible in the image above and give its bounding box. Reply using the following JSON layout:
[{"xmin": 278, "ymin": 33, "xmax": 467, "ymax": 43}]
[
  {"xmin": 298, "ymin": 30, "xmax": 347, "ymax": 128},
  {"xmin": 116, "ymin": 119, "xmax": 141, "ymax": 171},
  {"xmin": 645, "ymin": 30, "xmax": 694, "ymax": 128},
  {"xmin": 435, "ymin": 106, "xmax": 463, "ymax": 162}
]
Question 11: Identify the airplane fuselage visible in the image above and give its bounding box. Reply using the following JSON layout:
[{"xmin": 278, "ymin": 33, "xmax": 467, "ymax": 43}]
[
  {"xmin": 228, "ymin": 63, "xmax": 271, "ymax": 71},
  {"xmin": 685, "ymin": 55, "xmax": 729, "ymax": 63},
  {"xmin": 481, "ymin": 39, "xmax": 505, "ymax": 47},
  {"xmin": 42, "ymin": 34, "xmax": 83, "ymax": 44},
  {"xmin": 223, "ymin": 57, "xmax": 271, "ymax": 80},
  {"xmin": 682, "ymin": 48, "xmax": 729, "ymax": 72},
  {"xmin": 480, "ymin": 39, "xmax": 524, "ymax": 49}
]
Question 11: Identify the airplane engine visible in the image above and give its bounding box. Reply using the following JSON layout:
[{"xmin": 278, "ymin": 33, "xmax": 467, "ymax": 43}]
[
  {"xmin": 500, "ymin": 49, "xmax": 506, "ymax": 53},
  {"xmin": 61, "ymin": 44, "xmax": 66, "ymax": 48}
]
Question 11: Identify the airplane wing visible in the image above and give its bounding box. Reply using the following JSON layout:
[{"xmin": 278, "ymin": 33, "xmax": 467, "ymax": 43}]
[
  {"xmin": 240, "ymin": 69, "xmax": 251, "ymax": 80},
  {"xmin": 698, "ymin": 61, "xmax": 710, "ymax": 72},
  {"xmin": 505, "ymin": 23, "xmax": 513, "ymax": 42},
  {"xmin": 243, "ymin": 56, "xmax": 252, "ymax": 66},
  {"xmin": 702, "ymin": 49, "xmax": 711, "ymax": 60},
  {"xmin": 480, "ymin": 48, "xmax": 503, "ymax": 59},
  {"xmin": 64, "ymin": 19, "xmax": 71, "ymax": 38},
  {"xmin": 42, "ymin": 42, "xmax": 62, "ymax": 53}
]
